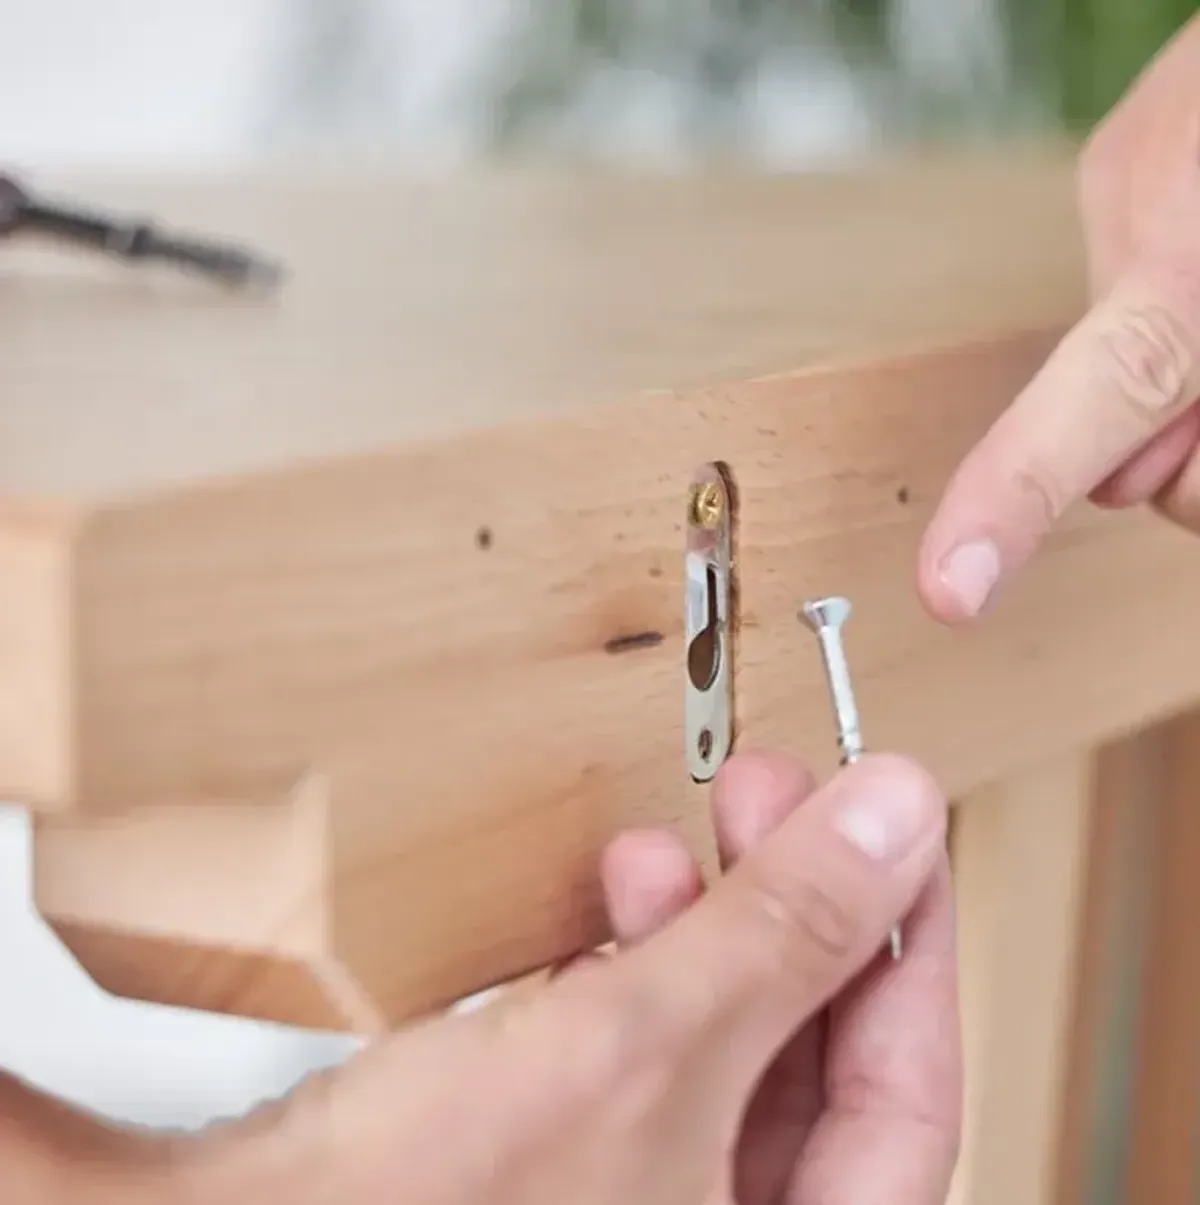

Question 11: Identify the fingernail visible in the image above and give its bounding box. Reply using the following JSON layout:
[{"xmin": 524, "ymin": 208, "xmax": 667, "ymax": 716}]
[
  {"xmin": 833, "ymin": 767, "xmax": 932, "ymax": 861},
  {"xmin": 938, "ymin": 539, "xmax": 1001, "ymax": 617}
]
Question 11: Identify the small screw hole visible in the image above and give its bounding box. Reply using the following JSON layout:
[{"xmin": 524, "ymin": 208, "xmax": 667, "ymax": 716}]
[{"xmin": 697, "ymin": 728, "xmax": 714, "ymax": 761}]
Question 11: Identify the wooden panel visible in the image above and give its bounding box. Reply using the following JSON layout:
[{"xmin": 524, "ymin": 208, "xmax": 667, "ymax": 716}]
[
  {"xmin": 948, "ymin": 753, "xmax": 1094, "ymax": 1205},
  {"xmin": 1124, "ymin": 712, "xmax": 1200, "ymax": 1205},
  {"xmin": 16, "ymin": 149, "xmax": 1200, "ymax": 1029},
  {"xmin": 0, "ymin": 504, "xmax": 76, "ymax": 808},
  {"xmin": 63, "ymin": 330, "xmax": 1200, "ymax": 817},
  {"xmin": 0, "ymin": 146, "xmax": 1081, "ymax": 501},
  {"xmin": 33, "ymin": 777, "xmax": 386, "ymax": 1031},
  {"xmin": 27, "ymin": 323, "xmax": 1200, "ymax": 1027}
]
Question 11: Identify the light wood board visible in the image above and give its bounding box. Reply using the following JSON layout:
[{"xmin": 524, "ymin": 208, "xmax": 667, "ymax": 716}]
[
  {"xmin": 948, "ymin": 753, "xmax": 1093, "ymax": 1205},
  {"xmin": 12, "ymin": 143, "xmax": 1200, "ymax": 1030},
  {"xmin": 1124, "ymin": 712, "xmax": 1200, "ymax": 1205}
]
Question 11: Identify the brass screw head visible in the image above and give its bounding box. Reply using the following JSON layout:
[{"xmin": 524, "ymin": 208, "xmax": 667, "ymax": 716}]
[{"xmin": 689, "ymin": 481, "xmax": 724, "ymax": 529}]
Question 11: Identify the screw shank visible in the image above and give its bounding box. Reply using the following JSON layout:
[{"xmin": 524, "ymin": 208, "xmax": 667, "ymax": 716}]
[{"xmin": 813, "ymin": 627, "xmax": 864, "ymax": 764}]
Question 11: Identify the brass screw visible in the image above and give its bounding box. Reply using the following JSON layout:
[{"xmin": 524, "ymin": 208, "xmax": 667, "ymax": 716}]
[{"xmin": 689, "ymin": 482, "xmax": 724, "ymax": 529}]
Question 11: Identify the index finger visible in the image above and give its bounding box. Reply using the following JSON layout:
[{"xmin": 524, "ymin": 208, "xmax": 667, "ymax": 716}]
[{"xmin": 919, "ymin": 232, "xmax": 1200, "ymax": 623}]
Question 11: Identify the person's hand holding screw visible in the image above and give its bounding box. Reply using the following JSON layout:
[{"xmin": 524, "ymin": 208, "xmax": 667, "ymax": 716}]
[{"xmin": 159, "ymin": 752, "xmax": 958, "ymax": 1205}]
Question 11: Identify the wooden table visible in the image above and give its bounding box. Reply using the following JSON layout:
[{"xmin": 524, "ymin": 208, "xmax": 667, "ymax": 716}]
[{"xmin": 4, "ymin": 141, "xmax": 1195, "ymax": 1202}]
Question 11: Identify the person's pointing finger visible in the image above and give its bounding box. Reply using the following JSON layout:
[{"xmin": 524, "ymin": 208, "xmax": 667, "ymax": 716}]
[{"xmin": 920, "ymin": 220, "xmax": 1200, "ymax": 623}]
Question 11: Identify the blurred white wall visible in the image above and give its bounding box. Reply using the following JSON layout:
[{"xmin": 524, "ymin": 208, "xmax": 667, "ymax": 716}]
[
  {"xmin": 0, "ymin": 0, "xmax": 282, "ymax": 168},
  {"xmin": 0, "ymin": 0, "xmax": 1009, "ymax": 1131},
  {"xmin": 0, "ymin": 0, "xmax": 1019, "ymax": 175}
]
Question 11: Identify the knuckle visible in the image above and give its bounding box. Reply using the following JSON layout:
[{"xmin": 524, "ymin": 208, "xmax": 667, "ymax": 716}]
[
  {"xmin": 1093, "ymin": 299, "xmax": 1196, "ymax": 424},
  {"xmin": 742, "ymin": 871, "xmax": 862, "ymax": 972},
  {"xmin": 1011, "ymin": 459, "xmax": 1065, "ymax": 532}
]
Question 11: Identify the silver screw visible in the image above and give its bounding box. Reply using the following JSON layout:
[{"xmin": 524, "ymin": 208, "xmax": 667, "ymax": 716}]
[{"xmin": 800, "ymin": 596, "xmax": 903, "ymax": 962}]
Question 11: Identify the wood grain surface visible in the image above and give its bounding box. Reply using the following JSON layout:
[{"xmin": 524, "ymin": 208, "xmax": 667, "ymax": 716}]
[
  {"xmin": 949, "ymin": 753, "xmax": 1095, "ymax": 1205},
  {"xmin": 16, "ymin": 145, "xmax": 1200, "ymax": 1030}
]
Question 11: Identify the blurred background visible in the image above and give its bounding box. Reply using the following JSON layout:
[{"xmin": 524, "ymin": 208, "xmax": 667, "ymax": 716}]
[
  {"xmin": 0, "ymin": 0, "xmax": 1194, "ymax": 1191},
  {"xmin": 0, "ymin": 0, "xmax": 1195, "ymax": 173}
]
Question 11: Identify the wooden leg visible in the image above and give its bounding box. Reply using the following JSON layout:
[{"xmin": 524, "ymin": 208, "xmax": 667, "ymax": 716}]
[
  {"xmin": 947, "ymin": 752, "xmax": 1096, "ymax": 1205},
  {"xmin": 1124, "ymin": 712, "xmax": 1200, "ymax": 1205},
  {"xmin": 1054, "ymin": 734, "xmax": 1157, "ymax": 1205}
]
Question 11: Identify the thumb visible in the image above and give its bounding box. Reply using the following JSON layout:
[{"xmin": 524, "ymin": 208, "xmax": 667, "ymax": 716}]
[{"xmin": 625, "ymin": 755, "xmax": 946, "ymax": 1087}]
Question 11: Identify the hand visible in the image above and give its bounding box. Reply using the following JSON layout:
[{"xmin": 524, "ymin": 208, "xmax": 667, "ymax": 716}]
[
  {"xmin": 919, "ymin": 12, "xmax": 1200, "ymax": 623},
  {"xmin": 174, "ymin": 752, "xmax": 959, "ymax": 1205}
]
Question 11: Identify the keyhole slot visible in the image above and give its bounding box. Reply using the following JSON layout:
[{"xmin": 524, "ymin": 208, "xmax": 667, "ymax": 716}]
[
  {"xmin": 687, "ymin": 564, "xmax": 722, "ymax": 693},
  {"xmin": 684, "ymin": 461, "xmax": 733, "ymax": 784}
]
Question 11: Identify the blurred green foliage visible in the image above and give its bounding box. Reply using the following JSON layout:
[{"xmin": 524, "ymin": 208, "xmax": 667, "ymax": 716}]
[
  {"xmin": 1055, "ymin": 0, "xmax": 1197, "ymax": 128},
  {"xmin": 482, "ymin": 0, "xmax": 1198, "ymax": 154}
]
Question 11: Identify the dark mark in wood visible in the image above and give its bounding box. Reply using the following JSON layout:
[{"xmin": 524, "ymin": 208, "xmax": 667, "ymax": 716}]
[
  {"xmin": 605, "ymin": 630, "xmax": 665, "ymax": 654},
  {"xmin": 474, "ymin": 526, "xmax": 493, "ymax": 550},
  {"xmin": 896, "ymin": 486, "xmax": 910, "ymax": 505}
]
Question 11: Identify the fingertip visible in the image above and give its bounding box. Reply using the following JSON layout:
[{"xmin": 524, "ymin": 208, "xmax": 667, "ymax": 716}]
[
  {"xmin": 712, "ymin": 751, "xmax": 816, "ymax": 865},
  {"xmin": 601, "ymin": 828, "xmax": 697, "ymax": 892},
  {"xmin": 916, "ymin": 546, "xmax": 974, "ymax": 626},
  {"xmin": 713, "ymin": 750, "xmax": 815, "ymax": 804},
  {"xmin": 842, "ymin": 753, "xmax": 944, "ymax": 808},
  {"xmin": 916, "ymin": 479, "xmax": 1000, "ymax": 625},
  {"xmin": 917, "ymin": 516, "xmax": 1004, "ymax": 625},
  {"xmin": 601, "ymin": 828, "xmax": 703, "ymax": 943},
  {"xmin": 830, "ymin": 754, "xmax": 948, "ymax": 862}
]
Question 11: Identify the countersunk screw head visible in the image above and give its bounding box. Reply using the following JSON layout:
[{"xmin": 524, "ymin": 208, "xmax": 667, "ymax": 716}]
[
  {"xmin": 689, "ymin": 482, "xmax": 724, "ymax": 529},
  {"xmin": 800, "ymin": 596, "xmax": 852, "ymax": 633}
]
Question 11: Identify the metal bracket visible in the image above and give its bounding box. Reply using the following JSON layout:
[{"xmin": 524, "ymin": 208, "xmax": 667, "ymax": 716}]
[{"xmin": 685, "ymin": 463, "xmax": 734, "ymax": 781}]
